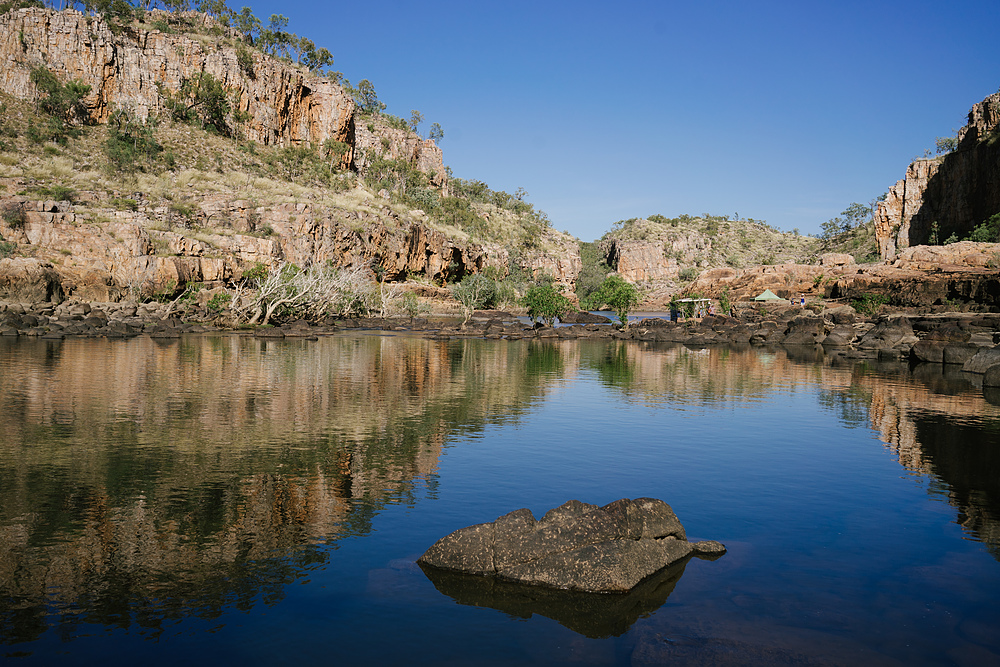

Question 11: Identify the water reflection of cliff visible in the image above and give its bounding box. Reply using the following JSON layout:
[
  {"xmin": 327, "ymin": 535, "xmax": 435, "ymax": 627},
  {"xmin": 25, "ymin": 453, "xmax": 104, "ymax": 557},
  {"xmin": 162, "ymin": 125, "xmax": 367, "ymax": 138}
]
[
  {"xmin": 0, "ymin": 335, "xmax": 568, "ymax": 643},
  {"xmin": 4, "ymin": 335, "xmax": 999, "ymax": 643},
  {"xmin": 577, "ymin": 341, "xmax": 1000, "ymax": 560}
]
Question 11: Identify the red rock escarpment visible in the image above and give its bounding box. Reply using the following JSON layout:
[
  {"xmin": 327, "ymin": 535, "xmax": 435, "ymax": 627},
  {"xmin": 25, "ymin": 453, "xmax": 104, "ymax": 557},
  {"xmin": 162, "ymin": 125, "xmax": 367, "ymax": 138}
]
[{"xmin": 875, "ymin": 91, "xmax": 1000, "ymax": 259}]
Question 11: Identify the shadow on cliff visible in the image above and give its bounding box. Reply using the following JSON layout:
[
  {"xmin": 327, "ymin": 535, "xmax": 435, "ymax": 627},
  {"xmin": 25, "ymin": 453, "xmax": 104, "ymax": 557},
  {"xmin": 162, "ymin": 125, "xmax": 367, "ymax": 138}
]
[{"xmin": 907, "ymin": 125, "xmax": 1000, "ymax": 246}]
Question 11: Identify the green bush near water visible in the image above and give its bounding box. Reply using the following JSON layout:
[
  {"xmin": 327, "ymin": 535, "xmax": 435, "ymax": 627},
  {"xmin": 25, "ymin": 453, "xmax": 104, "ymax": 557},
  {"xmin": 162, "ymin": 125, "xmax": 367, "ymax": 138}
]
[{"xmin": 521, "ymin": 282, "xmax": 573, "ymax": 327}]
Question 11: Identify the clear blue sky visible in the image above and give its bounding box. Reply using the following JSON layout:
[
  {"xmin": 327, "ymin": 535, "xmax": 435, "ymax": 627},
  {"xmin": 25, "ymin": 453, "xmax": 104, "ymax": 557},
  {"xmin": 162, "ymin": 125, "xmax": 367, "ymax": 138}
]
[{"xmin": 250, "ymin": 0, "xmax": 999, "ymax": 241}]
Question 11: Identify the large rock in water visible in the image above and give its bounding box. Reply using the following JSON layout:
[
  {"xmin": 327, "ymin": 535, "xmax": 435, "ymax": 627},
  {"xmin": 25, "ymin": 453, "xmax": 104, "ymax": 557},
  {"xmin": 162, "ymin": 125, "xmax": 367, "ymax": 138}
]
[{"xmin": 417, "ymin": 498, "xmax": 724, "ymax": 593}]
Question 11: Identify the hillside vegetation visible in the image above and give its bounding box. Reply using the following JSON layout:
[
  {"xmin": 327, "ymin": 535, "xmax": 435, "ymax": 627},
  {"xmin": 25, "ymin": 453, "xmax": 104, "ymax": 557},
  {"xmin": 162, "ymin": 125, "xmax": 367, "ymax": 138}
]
[
  {"xmin": 601, "ymin": 213, "xmax": 820, "ymax": 269},
  {"xmin": 0, "ymin": 3, "xmax": 573, "ymax": 291}
]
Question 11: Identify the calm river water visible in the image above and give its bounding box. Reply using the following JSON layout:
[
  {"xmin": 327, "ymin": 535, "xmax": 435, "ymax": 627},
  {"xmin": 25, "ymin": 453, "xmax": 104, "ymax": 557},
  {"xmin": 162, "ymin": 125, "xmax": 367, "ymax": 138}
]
[{"xmin": 1, "ymin": 333, "xmax": 998, "ymax": 665}]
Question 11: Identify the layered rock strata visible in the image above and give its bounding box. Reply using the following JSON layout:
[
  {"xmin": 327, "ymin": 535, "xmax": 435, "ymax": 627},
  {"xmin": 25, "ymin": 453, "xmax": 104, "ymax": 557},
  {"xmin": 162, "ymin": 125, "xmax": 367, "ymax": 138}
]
[{"xmin": 0, "ymin": 197, "xmax": 496, "ymax": 299}]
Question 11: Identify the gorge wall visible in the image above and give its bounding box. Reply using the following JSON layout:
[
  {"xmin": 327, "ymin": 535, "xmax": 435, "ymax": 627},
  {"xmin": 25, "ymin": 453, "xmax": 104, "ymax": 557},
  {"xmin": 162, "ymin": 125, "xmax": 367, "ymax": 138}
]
[
  {"xmin": 0, "ymin": 7, "xmax": 445, "ymax": 184},
  {"xmin": 875, "ymin": 91, "xmax": 1000, "ymax": 259},
  {"xmin": 0, "ymin": 8, "xmax": 587, "ymax": 301},
  {"xmin": 0, "ymin": 196, "xmax": 495, "ymax": 302}
]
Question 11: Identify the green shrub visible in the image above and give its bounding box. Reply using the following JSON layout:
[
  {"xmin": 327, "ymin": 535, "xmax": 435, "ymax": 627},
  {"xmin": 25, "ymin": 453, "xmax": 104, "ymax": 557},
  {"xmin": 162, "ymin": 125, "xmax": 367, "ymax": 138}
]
[
  {"xmin": 109, "ymin": 197, "xmax": 139, "ymax": 211},
  {"xmin": 150, "ymin": 18, "xmax": 173, "ymax": 33},
  {"xmin": 851, "ymin": 293, "xmax": 890, "ymax": 317},
  {"xmin": 382, "ymin": 113, "xmax": 409, "ymax": 131},
  {"xmin": 0, "ymin": 0, "xmax": 43, "ymax": 15},
  {"xmin": 28, "ymin": 67, "xmax": 90, "ymax": 145},
  {"xmin": 521, "ymin": 282, "xmax": 573, "ymax": 327},
  {"xmin": 236, "ymin": 45, "xmax": 255, "ymax": 80},
  {"xmin": 207, "ymin": 292, "xmax": 231, "ymax": 312},
  {"xmin": 718, "ymin": 286, "xmax": 731, "ymax": 315},
  {"xmin": 179, "ymin": 281, "xmax": 203, "ymax": 302},
  {"xmin": 240, "ymin": 262, "xmax": 268, "ymax": 286},
  {"xmin": 104, "ymin": 106, "xmax": 161, "ymax": 173},
  {"xmin": 407, "ymin": 187, "xmax": 440, "ymax": 211},
  {"xmin": 397, "ymin": 292, "xmax": 422, "ymax": 320},
  {"xmin": 1, "ymin": 202, "xmax": 26, "ymax": 229},
  {"xmin": 0, "ymin": 239, "xmax": 15, "ymax": 259},
  {"xmin": 678, "ymin": 267, "xmax": 698, "ymax": 281},
  {"xmin": 169, "ymin": 201, "xmax": 196, "ymax": 222},
  {"xmin": 969, "ymin": 213, "xmax": 1000, "ymax": 243},
  {"xmin": 590, "ymin": 274, "xmax": 641, "ymax": 329},
  {"xmin": 31, "ymin": 185, "xmax": 76, "ymax": 202},
  {"xmin": 151, "ymin": 279, "xmax": 178, "ymax": 303},
  {"xmin": 162, "ymin": 73, "xmax": 231, "ymax": 136},
  {"xmin": 451, "ymin": 274, "xmax": 498, "ymax": 324},
  {"xmin": 575, "ymin": 241, "xmax": 611, "ymax": 309}
]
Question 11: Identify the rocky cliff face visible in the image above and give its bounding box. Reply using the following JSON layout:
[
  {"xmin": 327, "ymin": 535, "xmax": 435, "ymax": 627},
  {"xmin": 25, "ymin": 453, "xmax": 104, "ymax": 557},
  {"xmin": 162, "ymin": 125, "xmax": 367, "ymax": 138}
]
[
  {"xmin": 685, "ymin": 242, "xmax": 1000, "ymax": 310},
  {"xmin": 0, "ymin": 7, "xmax": 445, "ymax": 183},
  {"xmin": 875, "ymin": 91, "xmax": 1000, "ymax": 259},
  {"xmin": 603, "ymin": 240, "xmax": 680, "ymax": 283},
  {"xmin": 0, "ymin": 195, "xmax": 493, "ymax": 302},
  {"xmin": 353, "ymin": 116, "xmax": 447, "ymax": 191}
]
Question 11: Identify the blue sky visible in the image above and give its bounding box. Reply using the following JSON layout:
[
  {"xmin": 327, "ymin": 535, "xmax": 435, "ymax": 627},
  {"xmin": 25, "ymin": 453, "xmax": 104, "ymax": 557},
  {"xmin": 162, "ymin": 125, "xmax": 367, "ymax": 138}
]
[{"xmin": 249, "ymin": 0, "xmax": 999, "ymax": 241}]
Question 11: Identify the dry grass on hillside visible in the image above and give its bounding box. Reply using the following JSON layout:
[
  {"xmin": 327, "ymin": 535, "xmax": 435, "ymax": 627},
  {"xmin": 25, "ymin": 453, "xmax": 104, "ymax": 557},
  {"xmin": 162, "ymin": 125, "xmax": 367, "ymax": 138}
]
[
  {"xmin": 0, "ymin": 92, "xmax": 416, "ymax": 227},
  {"xmin": 604, "ymin": 214, "xmax": 823, "ymax": 269}
]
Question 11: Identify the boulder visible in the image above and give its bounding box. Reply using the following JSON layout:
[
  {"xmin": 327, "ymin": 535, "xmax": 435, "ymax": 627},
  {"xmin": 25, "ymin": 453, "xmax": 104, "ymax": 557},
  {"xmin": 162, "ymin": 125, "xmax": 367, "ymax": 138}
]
[
  {"xmin": 857, "ymin": 317, "xmax": 918, "ymax": 351},
  {"xmin": 984, "ymin": 365, "xmax": 1000, "ymax": 388},
  {"xmin": 781, "ymin": 315, "xmax": 826, "ymax": 346},
  {"xmin": 911, "ymin": 341, "xmax": 945, "ymax": 363},
  {"xmin": 824, "ymin": 305, "xmax": 857, "ymax": 325},
  {"xmin": 964, "ymin": 347, "xmax": 1000, "ymax": 374},
  {"xmin": 944, "ymin": 343, "xmax": 980, "ymax": 365},
  {"xmin": 819, "ymin": 253, "xmax": 855, "ymax": 267},
  {"xmin": 418, "ymin": 498, "xmax": 723, "ymax": 593},
  {"xmin": 0, "ymin": 258, "xmax": 64, "ymax": 303},
  {"xmin": 821, "ymin": 325, "xmax": 856, "ymax": 348},
  {"xmin": 560, "ymin": 310, "xmax": 613, "ymax": 324}
]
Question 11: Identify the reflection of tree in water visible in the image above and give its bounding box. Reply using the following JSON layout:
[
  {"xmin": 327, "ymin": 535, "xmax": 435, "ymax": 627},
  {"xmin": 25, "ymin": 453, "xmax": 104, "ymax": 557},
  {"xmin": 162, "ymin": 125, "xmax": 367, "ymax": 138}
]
[
  {"xmin": 590, "ymin": 341, "xmax": 636, "ymax": 389},
  {"xmin": 817, "ymin": 385, "xmax": 873, "ymax": 428},
  {"xmin": 579, "ymin": 342, "xmax": 775, "ymax": 405},
  {"xmin": 0, "ymin": 335, "xmax": 566, "ymax": 643}
]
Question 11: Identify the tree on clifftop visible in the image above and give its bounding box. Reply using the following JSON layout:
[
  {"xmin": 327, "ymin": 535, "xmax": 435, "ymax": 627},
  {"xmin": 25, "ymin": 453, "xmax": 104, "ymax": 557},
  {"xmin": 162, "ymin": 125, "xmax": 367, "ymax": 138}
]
[{"xmin": 354, "ymin": 79, "xmax": 386, "ymax": 115}]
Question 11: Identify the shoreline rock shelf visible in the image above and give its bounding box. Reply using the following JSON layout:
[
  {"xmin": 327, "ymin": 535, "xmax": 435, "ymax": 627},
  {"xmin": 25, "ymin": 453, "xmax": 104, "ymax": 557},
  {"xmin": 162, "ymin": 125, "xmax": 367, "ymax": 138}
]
[
  {"xmin": 417, "ymin": 498, "xmax": 726, "ymax": 594},
  {"xmin": 3, "ymin": 301, "xmax": 1000, "ymax": 377}
]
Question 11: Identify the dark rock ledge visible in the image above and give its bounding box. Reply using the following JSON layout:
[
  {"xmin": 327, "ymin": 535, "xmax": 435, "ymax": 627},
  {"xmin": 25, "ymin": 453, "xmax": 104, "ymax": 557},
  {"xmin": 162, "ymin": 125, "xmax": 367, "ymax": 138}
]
[{"xmin": 417, "ymin": 498, "xmax": 725, "ymax": 594}]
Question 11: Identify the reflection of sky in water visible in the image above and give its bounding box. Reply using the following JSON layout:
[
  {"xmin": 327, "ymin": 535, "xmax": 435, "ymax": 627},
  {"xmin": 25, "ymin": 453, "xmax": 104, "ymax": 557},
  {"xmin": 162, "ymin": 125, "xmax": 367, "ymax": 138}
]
[{"xmin": 0, "ymin": 336, "xmax": 998, "ymax": 664}]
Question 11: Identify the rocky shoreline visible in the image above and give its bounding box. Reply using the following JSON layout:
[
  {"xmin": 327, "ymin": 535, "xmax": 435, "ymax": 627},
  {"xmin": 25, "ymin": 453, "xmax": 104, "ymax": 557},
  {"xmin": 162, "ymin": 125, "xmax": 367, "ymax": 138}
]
[{"xmin": 4, "ymin": 299, "xmax": 1000, "ymax": 378}]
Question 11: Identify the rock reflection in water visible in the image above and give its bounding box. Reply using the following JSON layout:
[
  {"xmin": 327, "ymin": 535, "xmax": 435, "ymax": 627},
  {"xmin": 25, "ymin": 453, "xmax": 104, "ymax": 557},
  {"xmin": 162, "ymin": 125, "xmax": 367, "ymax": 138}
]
[
  {"xmin": 0, "ymin": 335, "xmax": 568, "ymax": 642},
  {"xmin": 419, "ymin": 557, "xmax": 697, "ymax": 639},
  {"xmin": 576, "ymin": 341, "xmax": 1000, "ymax": 559},
  {"xmin": 2, "ymin": 334, "xmax": 1000, "ymax": 647}
]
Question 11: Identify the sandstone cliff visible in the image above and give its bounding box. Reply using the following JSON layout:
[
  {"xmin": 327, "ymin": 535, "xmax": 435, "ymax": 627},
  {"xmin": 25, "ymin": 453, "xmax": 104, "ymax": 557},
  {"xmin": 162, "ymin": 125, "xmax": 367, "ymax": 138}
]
[
  {"xmin": 0, "ymin": 8, "xmax": 585, "ymax": 304},
  {"xmin": 685, "ymin": 242, "xmax": 1000, "ymax": 310},
  {"xmin": 0, "ymin": 7, "xmax": 445, "ymax": 183},
  {"xmin": 0, "ymin": 195, "xmax": 495, "ymax": 302},
  {"xmin": 875, "ymin": 91, "xmax": 1000, "ymax": 258}
]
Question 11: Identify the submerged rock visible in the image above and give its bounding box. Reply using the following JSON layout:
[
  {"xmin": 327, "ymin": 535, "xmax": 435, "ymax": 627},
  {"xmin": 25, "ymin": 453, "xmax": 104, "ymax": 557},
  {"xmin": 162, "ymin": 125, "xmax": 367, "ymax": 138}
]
[{"xmin": 417, "ymin": 498, "xmax": 724, "ymax": 593}]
